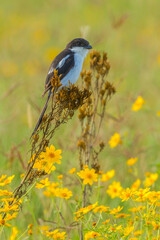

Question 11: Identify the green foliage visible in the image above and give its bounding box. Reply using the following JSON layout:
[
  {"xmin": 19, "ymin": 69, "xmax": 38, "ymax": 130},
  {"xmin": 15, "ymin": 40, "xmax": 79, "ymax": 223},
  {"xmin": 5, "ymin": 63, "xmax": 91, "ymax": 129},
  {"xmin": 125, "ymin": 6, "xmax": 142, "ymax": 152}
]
[{"xmin": 0, "ymin": 0, "xmax": 160, "ymax": 239}]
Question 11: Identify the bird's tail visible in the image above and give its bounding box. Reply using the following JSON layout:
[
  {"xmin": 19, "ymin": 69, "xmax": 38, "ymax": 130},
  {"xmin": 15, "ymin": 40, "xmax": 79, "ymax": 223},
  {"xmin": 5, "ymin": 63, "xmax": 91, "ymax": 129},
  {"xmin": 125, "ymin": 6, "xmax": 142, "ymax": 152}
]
[{"xmin": 31, "ymin": 91, "xmax": 51, "ymax": 137}]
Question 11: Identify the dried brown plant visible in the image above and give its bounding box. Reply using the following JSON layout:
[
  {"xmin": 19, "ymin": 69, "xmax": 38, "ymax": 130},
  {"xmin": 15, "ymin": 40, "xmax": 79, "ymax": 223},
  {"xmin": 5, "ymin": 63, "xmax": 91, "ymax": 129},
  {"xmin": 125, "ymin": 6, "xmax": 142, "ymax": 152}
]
[
  {"xmin": 2, "ymin": 76, "xmax": 90, "ymax": 221},
  {"xmin": 78, "ymin": 50, "xmax": 115, "ymax": 170},
  {"xmin": 2, "ymin": 51, "xmax": 116, "ymax": 236},
  {"xmin": 77, "ymin": 50, "xmax": 116, "ymax": 213},
  {"xmin": 13, "ymin": 85, "xmax": 91, "ymax": 201}
]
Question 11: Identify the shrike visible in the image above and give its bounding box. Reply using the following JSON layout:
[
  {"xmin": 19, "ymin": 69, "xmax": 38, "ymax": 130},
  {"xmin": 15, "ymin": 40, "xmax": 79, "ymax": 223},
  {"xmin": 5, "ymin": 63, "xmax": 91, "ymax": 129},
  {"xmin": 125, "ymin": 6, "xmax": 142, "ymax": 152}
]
[{"xmin": 31, "ymin": 38, "xmax": 92, "ymax": 136}]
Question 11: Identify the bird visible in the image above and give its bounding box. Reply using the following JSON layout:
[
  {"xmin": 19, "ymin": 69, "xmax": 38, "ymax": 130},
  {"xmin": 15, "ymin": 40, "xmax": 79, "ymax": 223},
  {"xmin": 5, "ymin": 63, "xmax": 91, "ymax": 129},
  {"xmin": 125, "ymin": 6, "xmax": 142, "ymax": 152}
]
[{"xmin": 31, "ymin": 38, "xmax": 92, "ymax": 137}]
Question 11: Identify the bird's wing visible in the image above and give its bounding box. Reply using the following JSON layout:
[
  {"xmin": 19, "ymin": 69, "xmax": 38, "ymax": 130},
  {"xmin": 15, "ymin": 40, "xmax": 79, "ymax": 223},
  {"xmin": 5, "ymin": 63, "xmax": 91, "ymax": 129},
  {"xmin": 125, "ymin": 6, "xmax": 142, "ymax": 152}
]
[{"xmin": 43, "ymin": 49, "xmax": 74, "ymax": 96}]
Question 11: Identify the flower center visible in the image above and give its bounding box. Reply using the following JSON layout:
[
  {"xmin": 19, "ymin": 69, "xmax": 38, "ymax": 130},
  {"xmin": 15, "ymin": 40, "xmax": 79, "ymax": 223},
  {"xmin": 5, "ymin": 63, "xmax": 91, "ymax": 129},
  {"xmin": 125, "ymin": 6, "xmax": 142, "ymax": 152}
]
[
  {"xmin": 49, "ymin": 153, "xmax": 55, "ymax": 158},
  {"xmin": 1, "ymin": 220, "xmax": 5, "ymax": 225},
  {"xmin": 113, "ymin": 188, "xmax": 118, "ymax": 193},
  {"xmin": 86, "ymin": 173, "xmax": 93, "ymax": 179}
]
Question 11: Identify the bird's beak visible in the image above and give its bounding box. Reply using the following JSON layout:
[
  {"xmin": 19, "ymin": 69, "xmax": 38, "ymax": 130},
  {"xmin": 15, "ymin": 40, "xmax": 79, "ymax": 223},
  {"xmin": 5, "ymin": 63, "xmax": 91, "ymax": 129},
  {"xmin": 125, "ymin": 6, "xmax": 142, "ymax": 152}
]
[{"xmin": 85, "ymin": 44, "xmax": 92, "ymax": 49}]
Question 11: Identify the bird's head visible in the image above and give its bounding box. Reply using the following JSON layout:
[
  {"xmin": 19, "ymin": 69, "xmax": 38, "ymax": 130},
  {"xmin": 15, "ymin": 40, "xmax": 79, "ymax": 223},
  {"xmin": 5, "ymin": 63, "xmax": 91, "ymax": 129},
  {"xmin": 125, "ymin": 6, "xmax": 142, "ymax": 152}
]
[{"xmin": 66, "ymin": 38, "xmax": 92, "ymax": 57}]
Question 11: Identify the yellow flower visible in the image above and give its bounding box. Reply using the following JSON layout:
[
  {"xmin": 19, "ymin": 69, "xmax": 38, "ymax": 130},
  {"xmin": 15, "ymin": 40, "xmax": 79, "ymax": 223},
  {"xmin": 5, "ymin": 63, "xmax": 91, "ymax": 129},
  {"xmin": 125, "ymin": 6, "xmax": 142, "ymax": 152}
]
[
  {"xmin": 134, "ymin": 188, "xmax": 150, "ymax": 202},
  {"xmin": 69, "ymin": 168, "xmax": 76, "ymax": 174},
  {"xmin": 133, "ymin": 230, "xmax": 143, "ymax": 236},
  {"xmin": 132, "ymin": 96, "xmax": 145, "ymax": 111},
  {"xmin": 28, "ymin": 224, "xmax": 33, "ymax": 235},
  {"xmin": 108, "ymin": 133, "xmax": 122, "ymax": 148},
  {"xmin": 43, "ymin": 191, "xmax": 51, "ymax": 197},
  {"xmin": 9, "ymin": 227, "xmax": 18, "ymax": 240},
  {"xmin": 77, "ymin": 168, "xmax": 98, "ymax": 185},
  {"xmin": 43, "ymin": 229, "xmax": 66, "ymax": 239},
  {"xmin": 43, "ymin": 182, "xmax": 59, "ymax": 197},
  {"xmin": 115, "ymin": 213, "xmax": 130, "ymax": 218},
  {"xmin": 83, "ymin": 165, "xmax": 89, "ymax": 169},
  {"xmin": 115, "ymin": 225, "xmax": 123, "ymax": 231},
  {"xmin": 28, "ymin": 229, "xmax": 33, "ymax": 235},
  {"xmin": 6, "ymin": 213, "xmax": 18, "ymax": 221},
  {"xmin": 92, "ymin": 222, "xmax": 96, "ymax": 228},
  {"xmin": 110, "ymin": 206, "xmax": 123, "ymax": 215},
  {"xmin": 120, "ymin": 188, "xmax": 134, "ymax": 201},
  {"xmin": 31, "ymin": 154, "xmax": 55, "ymax": 174},
  {"xmin": 0, "ymin": 214, "xmax": 11, "ymax": 227},
  {"xmin": 123, "ymin": 225, "xmax": 134, "ymax": 237},
  {"xmin": 126, "ymin": 158, "xmax": 138, "ymax": 166},
  {"xmin": 85, "ymin": 231, "xmax": 100, "ymax": 240},
  {"xmin": 41, "ymin": 145, "xmax": 62, "ymax": 164},
  {"xmin": 36, "ymin": 178, "xmax": 50, "ymax": 189},
  {"xmin": 129, "ymin": 206, "xmax": 145, "ymax": 213},
  {"xmin": 57, "ymin": 175, "xmax": 63, "ymax": 180},
  {"xmin": 144, "ymin": 173, "xmax": 158, "ymax": 187},
  {"xmin": 74, "ymin": 202, "xmax": 98, "ymax": 220},
  {"xmin": 32, "ymin": 145, "xmax": 62, "ymax": 174},
  {"xmin": 20, "ymin": 173, "xmax": 25, "ymax": 178},
  {"xmin": 40, "ymin": 225, "xmax": 49, "ymax": 232},
  {"xmin": 48, "ymin": 182, "xmax": 59, "ymax": 189},
  {"xmin": 109, "ymin": 224, "xmax": 122, "ymax": 233},
  {"xmin": 152, "ymin": 221, "xmax": 160, "ymax": 230},
  {"xmin": 0, "ymin": 197, "xmax": 14, "ymax": 202},
  {"xmin": 0, "ymin": 212, "xmax": 17, "ymax": 227},
  {"xmin": 146, "ymin": 191, "xmax": 160, "ymax": 204},
  {"xmin": 106, "ymin": 181, "xmax": 123, "ymax": 198},
  {"xmin": 93, "ymin": 205, "xmax": 109, "ymax": 213},
  {"xmin": 0, "ymin": 175, "xmax": 15, "ymax": 186},
  {"xmin": 131, "ymin": 179, "xmax": 141, "ymax": 191},
  {"xmin": 33, "ymin": 159, "xmax": 56, "ymax": 174},
  {"xmin": 101, "ymin": 169, "xmax": 115, "ymax": 182},
  {"xmin": 0, "ymin": 201, "xmax": 20, "ymax": 212},
  {"xmin": 57, "ymin": 188, "xmax": 72, "ymax": 199},
  {"xmin": 0, "ymin": 175, "xmax": 7, "ymax": 182},
  {"xmin": 102, "ymin": 219, "xmax": 110, "ymax": 225},
  {"xmin": 0, "ymin": 189, "xmax": 13, "ymax": 197}
]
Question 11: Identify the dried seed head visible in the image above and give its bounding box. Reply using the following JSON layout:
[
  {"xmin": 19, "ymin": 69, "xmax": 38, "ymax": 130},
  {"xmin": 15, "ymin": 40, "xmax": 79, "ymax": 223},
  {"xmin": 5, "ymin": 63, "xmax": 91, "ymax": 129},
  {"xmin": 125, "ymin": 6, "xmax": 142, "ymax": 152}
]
[
  {"xmin": 99, "ymin": 141, "xmax": 105, "ymax": 149},
  {"xmin": 84, "ymin": 70, "xmax": 92, "ymax": 88},
  {"xmin": 78, "ymin": 106, "xmax": 86, "ymax": 120},
  {"xmin": 42, "ymin": 114, "xmax": 47, "ymax": 122},
  {"xmin": 51, "ymin": 69, "xmax": 62, "ymax": 91},
  {"xmin": 92, "ymin": 222, "xmax": 96, "ymax": 227},
  {"xmin": 100, "ymin": 89, "xmax": 105, "ymax": 97},
  {"xmin": 77, "ymin": 140, "xmax": 86, "ymax": 150},
  {"xmin": 80, "ymin": 70, "xmax": 86, "ymax": 79},
  {"xmin": 56, "ymin": 84, "xmax": 91, "ymax": 110},
  {"xmin": 105, "ymin": 81, "xmax": 116, "ymax": 96},
  {"xmin": 91, "ymin": 163, "xmax": 100, "ymax": 173},
  {"xmin": 32, "ymin": 134, "xmax": 39, "ymax": 142},
  {"xmin": 82, "ymin": 125, "xmax": 90, "ymax": 137},
  {"xmin": 90, "ymin": 50, "xmax": 110, "ymax": 76}
]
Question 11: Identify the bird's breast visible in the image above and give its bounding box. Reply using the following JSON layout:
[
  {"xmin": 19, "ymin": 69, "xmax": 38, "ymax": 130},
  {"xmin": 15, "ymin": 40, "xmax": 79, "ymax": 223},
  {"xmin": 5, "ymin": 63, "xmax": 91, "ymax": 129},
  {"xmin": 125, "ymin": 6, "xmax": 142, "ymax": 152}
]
[{"xmin": 61, "ymin": 53, "xmax": 84, "ymax": 87}]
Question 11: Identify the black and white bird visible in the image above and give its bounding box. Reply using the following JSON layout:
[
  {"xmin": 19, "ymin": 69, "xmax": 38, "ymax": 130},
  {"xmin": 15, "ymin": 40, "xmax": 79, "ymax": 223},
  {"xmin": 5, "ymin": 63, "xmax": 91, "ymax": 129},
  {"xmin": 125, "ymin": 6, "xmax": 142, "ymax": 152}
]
[{"xmin": 31, "ymin": 38, "xmax": 92, "ymax": 136}]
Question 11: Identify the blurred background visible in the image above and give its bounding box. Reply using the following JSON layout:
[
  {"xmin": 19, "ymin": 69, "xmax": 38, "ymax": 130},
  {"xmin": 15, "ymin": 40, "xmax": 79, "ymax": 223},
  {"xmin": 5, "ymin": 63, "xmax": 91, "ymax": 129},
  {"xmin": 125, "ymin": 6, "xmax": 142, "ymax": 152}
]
[{"xmin": 0, "ymin": 0, "xmax": 160, "ymax": 186}]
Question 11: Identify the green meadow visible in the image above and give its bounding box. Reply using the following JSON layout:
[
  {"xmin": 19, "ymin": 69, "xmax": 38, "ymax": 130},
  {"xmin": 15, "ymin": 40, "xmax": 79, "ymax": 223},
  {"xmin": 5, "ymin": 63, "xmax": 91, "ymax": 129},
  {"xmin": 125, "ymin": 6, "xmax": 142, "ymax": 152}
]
[{"xmin": 0, "ymin": 0, "xmax": 160, "ymax": 239}]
